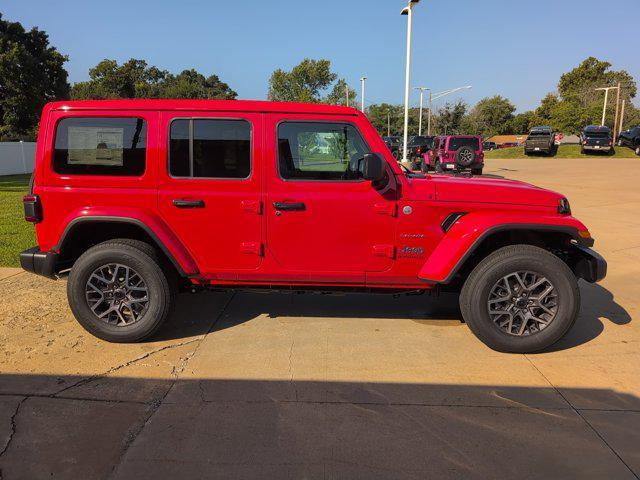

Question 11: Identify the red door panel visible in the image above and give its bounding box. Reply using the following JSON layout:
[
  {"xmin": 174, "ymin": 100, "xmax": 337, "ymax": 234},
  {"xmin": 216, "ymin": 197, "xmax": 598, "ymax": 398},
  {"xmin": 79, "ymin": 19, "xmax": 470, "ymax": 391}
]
[
  {"xmin": 157, "ymin": 112, "xmax": 262, "ymax": 275},
  {"xmin": 265, "ymin": 113, "xmax": 396, "ymax": 281}
]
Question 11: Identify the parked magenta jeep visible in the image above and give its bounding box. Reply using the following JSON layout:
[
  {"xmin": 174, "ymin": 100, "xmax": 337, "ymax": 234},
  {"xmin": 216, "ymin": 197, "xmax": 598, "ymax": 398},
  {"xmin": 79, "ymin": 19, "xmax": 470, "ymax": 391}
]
[{"xmin": 424, "ymin": 135, "xmax": 484, "ymax": 175}]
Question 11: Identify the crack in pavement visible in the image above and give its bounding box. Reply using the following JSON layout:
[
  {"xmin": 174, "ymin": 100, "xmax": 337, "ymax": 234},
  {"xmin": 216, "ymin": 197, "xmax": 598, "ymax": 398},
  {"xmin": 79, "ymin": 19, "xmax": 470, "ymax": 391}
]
[
  {"xmin": 108, "ymin": 292, "xmax": 236, "ymax": 480},
  {"xmin": 0, "ymin": 397, "xmax": 27, "ymax": 464},
  {"xmin": 51, "ymin": 337, "xmax": 202, "ymax": 398}
]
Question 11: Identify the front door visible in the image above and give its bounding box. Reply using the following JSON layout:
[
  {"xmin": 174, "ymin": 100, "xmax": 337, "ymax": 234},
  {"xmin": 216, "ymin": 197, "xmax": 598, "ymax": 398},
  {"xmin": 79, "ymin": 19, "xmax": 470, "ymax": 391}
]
[
  {"xmin": 265, "ymin": 114, "xmax": 396, "ymax": 283},
  {"xmin": 158, "ymin": 112, "xmax": 263, "ymax": 276}
]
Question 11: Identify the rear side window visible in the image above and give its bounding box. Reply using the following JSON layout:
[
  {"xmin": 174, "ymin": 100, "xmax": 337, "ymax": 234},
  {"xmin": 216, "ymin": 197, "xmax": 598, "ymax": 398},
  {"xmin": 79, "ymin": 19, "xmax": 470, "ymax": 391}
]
[
  {"xmin": 448, "ymin": 137, "xmax": 480, "ymax": 150},
  {"xmin": 169, "ymin": 119, "xmax": 251, "ymax": 179},
  {"xmin": 53, "ymin": 117, "xmax": 146, "ymax": 176},
  {"xmin": 278, "ymin": 122, "xmax": 370, "ymax": 181}
]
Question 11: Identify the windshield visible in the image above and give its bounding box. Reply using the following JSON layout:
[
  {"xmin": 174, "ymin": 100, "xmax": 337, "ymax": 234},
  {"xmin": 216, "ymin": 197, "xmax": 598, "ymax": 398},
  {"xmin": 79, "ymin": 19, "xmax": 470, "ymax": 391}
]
[{"xmin": 449, "ymin": 137, "xmax": 480, "ymax": 150}]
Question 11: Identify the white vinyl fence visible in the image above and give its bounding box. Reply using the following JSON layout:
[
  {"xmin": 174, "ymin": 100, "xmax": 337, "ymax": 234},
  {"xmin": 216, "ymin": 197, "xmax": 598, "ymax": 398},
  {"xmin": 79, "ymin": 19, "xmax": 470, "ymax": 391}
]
[{"xmin": 0, "ymin": 142, "xmax": 36, "ymax": 176}]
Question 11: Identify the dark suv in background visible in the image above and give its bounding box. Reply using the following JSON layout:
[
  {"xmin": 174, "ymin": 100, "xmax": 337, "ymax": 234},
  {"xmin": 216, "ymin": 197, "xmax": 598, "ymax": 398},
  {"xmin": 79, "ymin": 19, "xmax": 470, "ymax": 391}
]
[
  {"xmin": 405, "ymin": 135, "xmax": 435, "ymax": 170},
  {"xmin": 581, "ymin": 125, "xmax": 613, "ymax": 154},
  {"xmin": 524, "ymin": 126, "xmax": 555, "ymax": 156},
  {"xmin": 382, "ymin": 136, "xmax": 402, "ymax": 159},
  {"xmin": 616, "ymin": 126, "xmax": 640, "ymax": 156}
]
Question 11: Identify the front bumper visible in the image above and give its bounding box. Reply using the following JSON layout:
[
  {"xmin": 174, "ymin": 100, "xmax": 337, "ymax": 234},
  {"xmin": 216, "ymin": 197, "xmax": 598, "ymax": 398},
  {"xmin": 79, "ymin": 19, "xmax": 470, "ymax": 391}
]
[
  {"xmin": 20, "ymin": 247, "xmax": 59, "ymax": 279},
  {"xmin": 570, "ymin": 244, "xmax": 607, "ymax": 283}
]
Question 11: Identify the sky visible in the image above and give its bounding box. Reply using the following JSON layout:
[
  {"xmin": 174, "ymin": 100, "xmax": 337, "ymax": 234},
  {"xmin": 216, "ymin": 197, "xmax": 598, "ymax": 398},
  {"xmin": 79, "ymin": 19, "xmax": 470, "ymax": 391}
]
[{"xmin": 2, "ymin": 0, "xmax": 638, "ymax": 112}]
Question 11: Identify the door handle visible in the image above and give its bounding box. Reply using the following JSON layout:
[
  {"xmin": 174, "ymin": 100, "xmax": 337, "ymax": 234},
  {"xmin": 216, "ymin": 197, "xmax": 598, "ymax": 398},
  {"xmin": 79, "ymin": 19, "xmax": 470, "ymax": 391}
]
[
  {"xmin": 172, "ymin": 199, "xmax": 205, "ymax": 209},
  {"xmin": 273, "ymin": 201, "xmax": 306, "ymax": 211}
]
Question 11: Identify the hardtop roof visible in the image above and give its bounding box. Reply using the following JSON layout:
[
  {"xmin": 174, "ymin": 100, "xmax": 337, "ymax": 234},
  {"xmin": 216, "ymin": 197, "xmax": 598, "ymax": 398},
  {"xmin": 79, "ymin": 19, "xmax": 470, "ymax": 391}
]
[{"xmin": 45, "ymin": 99, "xmax": 360, "ymax": 116}]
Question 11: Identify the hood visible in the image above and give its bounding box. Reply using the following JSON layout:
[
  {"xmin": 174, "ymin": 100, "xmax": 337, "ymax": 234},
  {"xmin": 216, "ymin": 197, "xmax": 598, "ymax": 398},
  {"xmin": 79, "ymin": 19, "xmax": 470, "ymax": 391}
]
[{"xmin": 425, "ymin": 175, "xmax": 563, "ymax": 207}]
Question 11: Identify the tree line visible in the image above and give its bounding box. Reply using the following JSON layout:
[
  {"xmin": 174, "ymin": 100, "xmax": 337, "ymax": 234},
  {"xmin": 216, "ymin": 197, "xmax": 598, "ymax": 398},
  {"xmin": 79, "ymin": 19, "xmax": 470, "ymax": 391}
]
[{"xmin": 1, "ymin": 12, "xmax": 638, "ymax": 141}]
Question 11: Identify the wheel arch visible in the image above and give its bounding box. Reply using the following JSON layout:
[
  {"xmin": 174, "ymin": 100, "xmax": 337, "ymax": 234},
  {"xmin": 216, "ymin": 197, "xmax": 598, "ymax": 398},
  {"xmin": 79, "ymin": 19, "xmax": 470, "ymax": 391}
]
[
  {"xmin": 419, "ymin": 223, "xmax": 591, "ymax": 286},
  {"xmin": 55, "ymin": 216, "xmax": 197, "ymax": 277}
]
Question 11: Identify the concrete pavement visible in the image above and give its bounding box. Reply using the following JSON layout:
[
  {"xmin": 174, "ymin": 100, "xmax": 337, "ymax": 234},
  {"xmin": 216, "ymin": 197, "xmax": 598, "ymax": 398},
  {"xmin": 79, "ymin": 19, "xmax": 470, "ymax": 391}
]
[{"xmin": 0, "ymin": 157, "xmax": 638, "ymax": 479}]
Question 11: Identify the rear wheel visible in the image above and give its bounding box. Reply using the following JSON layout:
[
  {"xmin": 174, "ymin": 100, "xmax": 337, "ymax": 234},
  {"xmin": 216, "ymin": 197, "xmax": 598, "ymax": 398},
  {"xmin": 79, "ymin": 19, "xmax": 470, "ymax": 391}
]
[
  {"xmin": 67, "ymin": 240, "xmax": 174, "ymax": 343},
  {"xmin": 459, "ymin": 245, "xmax": 579, "ymax": 353},
  {"xmin": 471, "ymin": 167, "xmax": 483, "ymax": 175},
  {"xmin": 434, "ymin": 160, "xmax": 444, "ymax": 173}
]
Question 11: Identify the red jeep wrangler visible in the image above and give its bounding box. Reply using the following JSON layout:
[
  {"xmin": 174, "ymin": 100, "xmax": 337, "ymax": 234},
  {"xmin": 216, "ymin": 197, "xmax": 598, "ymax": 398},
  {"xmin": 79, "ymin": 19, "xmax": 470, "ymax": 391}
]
[{"xmin": 21, "ymin": 100, "xmax": 606, "ymax": 353}]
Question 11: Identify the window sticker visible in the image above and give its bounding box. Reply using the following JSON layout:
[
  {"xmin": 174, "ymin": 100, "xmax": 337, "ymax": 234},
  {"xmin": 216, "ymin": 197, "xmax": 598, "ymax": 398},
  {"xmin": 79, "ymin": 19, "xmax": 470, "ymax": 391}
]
[{"xmin": 68, "ymin": 127, "xmax": 124, "ymax": 166}]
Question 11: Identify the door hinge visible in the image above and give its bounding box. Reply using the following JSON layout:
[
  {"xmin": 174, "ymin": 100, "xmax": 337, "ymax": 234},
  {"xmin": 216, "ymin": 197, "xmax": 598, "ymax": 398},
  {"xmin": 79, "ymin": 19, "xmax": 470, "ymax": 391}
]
[
  {"xmin": 241, "ymin": 242, "xmax": 263, "ymax": 256},
  {"xmin": 241, "ymin": 200, "xmax": 262, "ymax": 214},
  {"xmin": 372, "ymin": 244, "xmax": 395, "ymax": 259},
  {"xmin": 374, "ymin": 202, "xmax": 397, "ymax": 217}
]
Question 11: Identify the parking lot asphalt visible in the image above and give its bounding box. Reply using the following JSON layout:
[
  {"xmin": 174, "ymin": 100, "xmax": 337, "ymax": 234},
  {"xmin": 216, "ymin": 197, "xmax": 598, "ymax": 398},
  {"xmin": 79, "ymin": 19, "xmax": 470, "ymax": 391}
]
[{"xmin": 0, "ymin": 157, "xmax": 639, "ymax": 479}]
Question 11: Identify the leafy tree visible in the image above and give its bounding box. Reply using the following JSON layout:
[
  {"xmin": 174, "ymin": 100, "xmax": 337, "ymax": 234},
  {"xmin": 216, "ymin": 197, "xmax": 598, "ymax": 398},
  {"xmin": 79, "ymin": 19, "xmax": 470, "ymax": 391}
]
[
  {"xmin": 510, "ymin": 111, "xmax": 535, "ymax": 133},
  {"xmin": 71, "ymin": 59, "xmax": 237, "ymax": 100},
  {"xmin": 464, "ymin": 96, "xmax": 515, "ymax": 136},
  {"xmin": 0, "ymin": 13, "xmax": 70, "ymax": 140},
  {"xmin": 324, "ymin": 78, "xmax": 358, "ymax": 107},
  {"xmin": 268, "ymin": 58, "xmax": 337, "ymax": 103},
  {"xmin": 433, "ymin": 101, "xmax": 467, "ymax": 135}
]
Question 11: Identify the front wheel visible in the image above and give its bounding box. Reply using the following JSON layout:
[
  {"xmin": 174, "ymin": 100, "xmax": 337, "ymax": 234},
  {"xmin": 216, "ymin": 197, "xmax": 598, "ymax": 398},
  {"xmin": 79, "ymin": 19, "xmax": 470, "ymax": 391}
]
[
  {"xmin": 67, "ymin": 240, "xmax": 174, "ymax": 342},
  {"xmin": 459, "ymin": 245, "xmax": 579, "ymax": 353}
]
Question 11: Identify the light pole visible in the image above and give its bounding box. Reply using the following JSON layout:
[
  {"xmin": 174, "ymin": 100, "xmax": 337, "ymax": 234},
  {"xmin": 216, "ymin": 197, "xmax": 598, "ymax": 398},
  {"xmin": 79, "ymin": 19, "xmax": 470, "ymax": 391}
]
[
  {"xmin": 414, "ymin": 87, "xmax": 430, "ymax": 136},
  {"xmin": 595, "ymin": 86, "xmax": 619, "ymax": 126},
  {"xmin": 400, "ymin": 0, "xmax": 420, "ymax": 166},
  {"xmin": 360, "ymin": 76, "xmax": 367, "ymax": 111}
]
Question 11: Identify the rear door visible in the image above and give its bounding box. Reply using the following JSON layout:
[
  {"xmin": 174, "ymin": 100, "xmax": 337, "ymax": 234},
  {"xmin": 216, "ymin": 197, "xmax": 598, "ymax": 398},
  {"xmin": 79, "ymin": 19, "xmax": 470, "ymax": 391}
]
[
  {"xmin": 264, "ymin": 114, "xmax": 396, "ymax": 283},
  {"xmin": 157, "ymin": 112, "xmax": 263, "ymax": 276}
]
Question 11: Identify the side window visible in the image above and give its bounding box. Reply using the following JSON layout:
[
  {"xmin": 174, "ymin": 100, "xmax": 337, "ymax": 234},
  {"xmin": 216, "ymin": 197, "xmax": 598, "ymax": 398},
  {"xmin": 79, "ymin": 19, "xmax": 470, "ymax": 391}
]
[
  {"xmin": 169, "ymin": 119, "xmax": 251, "ymax": 179},
  {"xmin": 53, "ymin": 117, "xmax": 146, "ymax": 176},
  {"xmin": 278, "ymin": 122, "xmax": 370, "ymax": 181}
]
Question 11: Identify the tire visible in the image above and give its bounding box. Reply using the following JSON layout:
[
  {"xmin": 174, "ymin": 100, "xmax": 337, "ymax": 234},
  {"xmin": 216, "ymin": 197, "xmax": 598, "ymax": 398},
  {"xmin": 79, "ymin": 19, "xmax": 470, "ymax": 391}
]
[
  {"xmin": 420, "ymin": 161, "xmax": 430, "ymax": 173},
  {"xmin": 67, "ymin": 240, "xmax": 174, "ymax": 342},
  {"xmin": 524, "ymin": 150, "xmax": 531, "ymax": 156},
  {"xmin": 410, "ymin": 161, "xmax": 419, "ymax": 171},
  {"xmin": 635, "ymin": 145, "xmax": 640, "ymax": 156},
  {"xmin": 580, "ymin": 148, "xmax": 586, "ymax": 155},
  {"xmin": 459, "ymin": 245, "xmax": 580, "ymax": 353},
  {"xmin": 434, "ymin": 160, "xmax": 444, "ymax": 173},
  {"xmin": 455, "ymin": 146, "xmax": 476, "ymax": 167},
  {"xmin": 608, "ymin": 148, "xmax": 615, "ymax": 156},
  {"xmin": 471, "ymin": 167, "xmax": 483, "ymax": 175}
]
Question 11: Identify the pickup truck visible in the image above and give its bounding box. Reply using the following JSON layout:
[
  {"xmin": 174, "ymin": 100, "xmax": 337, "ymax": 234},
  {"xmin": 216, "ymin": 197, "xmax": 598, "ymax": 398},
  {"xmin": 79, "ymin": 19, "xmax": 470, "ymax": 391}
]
[
  {"xmin": 524, "ymin": 126, "xmax": 555, "ymax": 156},
  {"xmin": 20, "ymin": 100, "xmax": 606, "ymax": 353}
]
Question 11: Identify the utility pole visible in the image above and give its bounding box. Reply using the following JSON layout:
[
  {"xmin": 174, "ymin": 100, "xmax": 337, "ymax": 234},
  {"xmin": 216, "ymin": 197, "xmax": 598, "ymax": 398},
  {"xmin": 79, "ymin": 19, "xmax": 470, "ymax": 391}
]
[
  {"xmin": 387, "ymin": 110, "xmax": 391, "ymax": 137},
  {"xmin": 414, "ymin": 87, "xmax": 430, "ymax": 136},
  {"xmin": 360, "ymin": 77, "xmax": 367, "ymax": 112},
  {"xmin": 345, "ymin": 84, "xmax": 349, "ymax": 107},
  {"xmin": 428, "ymin": 90, "xmax": 432, "ymax": 136},
  {"xmin": 613, "ymin": 82, "xmax": 621, "ymax": 137},
  {"xmin": 619, "ymin": 100, "xmax": 626, "ymax": 135}
]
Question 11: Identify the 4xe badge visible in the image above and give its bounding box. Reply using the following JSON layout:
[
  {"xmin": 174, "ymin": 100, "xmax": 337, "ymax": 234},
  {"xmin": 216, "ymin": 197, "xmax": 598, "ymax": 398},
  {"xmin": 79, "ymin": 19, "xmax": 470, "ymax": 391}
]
[{"xmin": 398, "ymin": 246, "xmax": 424, "ymax": 257}]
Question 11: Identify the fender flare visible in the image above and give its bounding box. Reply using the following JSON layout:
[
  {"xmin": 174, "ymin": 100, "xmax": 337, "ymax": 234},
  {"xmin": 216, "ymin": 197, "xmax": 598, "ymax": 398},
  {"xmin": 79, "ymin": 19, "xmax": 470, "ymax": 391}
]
[
  {"xmin": 55, "ymin": 216, "xmax": 199, "ymax": 277},
  {"xmin": 418, "ymin": 221, "xmax": 591, "ymax": 284}
]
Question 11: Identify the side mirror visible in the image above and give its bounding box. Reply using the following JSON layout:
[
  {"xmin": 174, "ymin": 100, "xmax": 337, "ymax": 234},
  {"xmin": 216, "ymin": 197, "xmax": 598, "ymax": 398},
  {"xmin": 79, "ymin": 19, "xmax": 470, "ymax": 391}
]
[{"xmin": 362, "ymin": 153, "xmax": 385, "ymax": 182}]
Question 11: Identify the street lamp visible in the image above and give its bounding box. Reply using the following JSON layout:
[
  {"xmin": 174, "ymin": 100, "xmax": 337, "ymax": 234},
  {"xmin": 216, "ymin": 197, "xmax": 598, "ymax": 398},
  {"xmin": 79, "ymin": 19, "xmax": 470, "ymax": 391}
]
[
  {"xmin": 360, "ymin": 76, "xmax": 367, "ymax": 112},
  {"xmin": 595, "ymin": 85, "xmax": 619, "ymax": 127},
  {"xmin": 400, "ymin": 0, "xmax": 420, "ymax": 166},
  {"xmin": 414, "ymin": 87, "xmax": 430, "ymax": 136}
]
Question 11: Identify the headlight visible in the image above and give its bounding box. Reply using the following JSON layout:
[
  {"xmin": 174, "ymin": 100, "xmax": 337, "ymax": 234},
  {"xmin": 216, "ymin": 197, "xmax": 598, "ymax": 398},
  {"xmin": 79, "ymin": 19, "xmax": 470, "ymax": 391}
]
[{"xmin": 558, "ymin": 197, "xmax": 571, "ymax": 215}]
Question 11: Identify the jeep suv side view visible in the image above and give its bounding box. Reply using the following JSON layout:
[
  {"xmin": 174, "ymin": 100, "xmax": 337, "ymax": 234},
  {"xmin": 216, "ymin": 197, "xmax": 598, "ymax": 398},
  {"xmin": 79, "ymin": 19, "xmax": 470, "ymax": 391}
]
[
  {"xmin": 524, "ymin": 126, "xmax": 555, "ymax": 156},
  {"xmin": 21, "ymin": 100, "xmax": 606, "ymax": 353},
  {"xmin": 424, "ymin": 135, "xmax": 484, "ymax": 175}
]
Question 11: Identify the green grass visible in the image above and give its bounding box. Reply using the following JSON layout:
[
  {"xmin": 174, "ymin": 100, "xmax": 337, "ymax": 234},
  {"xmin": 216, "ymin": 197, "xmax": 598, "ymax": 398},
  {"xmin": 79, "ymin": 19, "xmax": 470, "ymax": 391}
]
[
  {"xmin": 485, "ymin": 144, "xmax": 638, "ymax": 159},
  {"xmin": 0, "ymin": 174, "xmax": 35, "ymax": 267}
]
